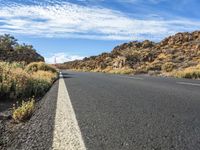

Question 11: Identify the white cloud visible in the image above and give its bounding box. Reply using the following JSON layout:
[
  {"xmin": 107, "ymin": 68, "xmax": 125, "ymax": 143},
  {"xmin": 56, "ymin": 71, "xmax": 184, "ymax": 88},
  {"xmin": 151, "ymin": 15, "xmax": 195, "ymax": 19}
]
[
  {"xmin": 45, "ymin": 53, "xmax": 84, "ymax": 64},
  {"xmin": 0, "ymin": 1, "xmax": 200, "ymax": 40}
]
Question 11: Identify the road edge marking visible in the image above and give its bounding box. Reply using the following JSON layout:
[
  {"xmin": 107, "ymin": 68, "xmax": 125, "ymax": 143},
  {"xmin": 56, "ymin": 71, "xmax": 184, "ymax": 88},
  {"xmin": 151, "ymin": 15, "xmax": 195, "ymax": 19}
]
[
  {"xmin": 177, "ymin": 81, "xmax": 200, "ymax": 87},
  {"xmin": 52, "ymin": 75, "xmax": 86, "ymax": 150}
]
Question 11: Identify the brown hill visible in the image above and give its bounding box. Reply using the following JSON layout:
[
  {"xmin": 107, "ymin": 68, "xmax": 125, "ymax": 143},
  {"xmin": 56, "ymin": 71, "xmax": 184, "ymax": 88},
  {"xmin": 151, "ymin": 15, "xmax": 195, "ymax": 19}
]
[
  {"xmin": 0, "ymin": 34, "xmax": 44, "ymax": 63},
  {"xmin": 59, "ymin": 31, "xmax": 200, "ymax": 78}
]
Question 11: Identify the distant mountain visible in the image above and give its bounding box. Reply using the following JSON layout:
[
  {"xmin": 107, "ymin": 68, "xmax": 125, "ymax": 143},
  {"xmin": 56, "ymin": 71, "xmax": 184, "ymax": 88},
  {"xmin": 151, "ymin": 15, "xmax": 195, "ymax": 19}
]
[
  {"xmin": 59, "ymin": 30, "xmax": 200, "ymax": 76},
  {"xmin": 0, "ymin": 34, "xmax": 44, "ymax": 63}
]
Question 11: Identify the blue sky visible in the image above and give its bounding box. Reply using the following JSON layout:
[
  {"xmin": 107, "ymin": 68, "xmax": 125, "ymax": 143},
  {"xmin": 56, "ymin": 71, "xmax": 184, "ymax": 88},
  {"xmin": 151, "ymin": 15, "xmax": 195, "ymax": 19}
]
[{"xmin": 0, "ymin": 0, "xmax": 200, "ymax": 63}]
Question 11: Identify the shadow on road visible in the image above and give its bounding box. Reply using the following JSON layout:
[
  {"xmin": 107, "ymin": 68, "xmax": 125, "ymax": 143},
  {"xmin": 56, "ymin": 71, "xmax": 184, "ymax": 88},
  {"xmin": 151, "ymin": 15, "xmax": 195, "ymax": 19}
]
[{"xmin": 62, "ymin": 76, "xmax": 73, "ymax": 79}]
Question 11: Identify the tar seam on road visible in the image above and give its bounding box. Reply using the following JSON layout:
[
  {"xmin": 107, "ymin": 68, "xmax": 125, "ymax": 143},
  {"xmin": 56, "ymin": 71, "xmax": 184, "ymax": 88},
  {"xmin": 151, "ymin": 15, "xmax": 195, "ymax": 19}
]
[
  {"xmin": 52, "ymin": 75, "xmax": 86, "ymax": 150},
  {"xmin": 177, "ymin": 82, "xmax": 200, "ymax": 87}
]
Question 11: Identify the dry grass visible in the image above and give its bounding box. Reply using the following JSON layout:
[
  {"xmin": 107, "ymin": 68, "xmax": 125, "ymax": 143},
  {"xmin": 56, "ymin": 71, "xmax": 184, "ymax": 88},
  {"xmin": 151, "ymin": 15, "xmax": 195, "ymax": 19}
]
[
  {"xmin": 12, "ymin": 98, "xmax": 35, "ymax": 122},
  {"xmin": 172, "ymin": 64, "xmax": 200, "ymax": 79},
  {"xmin": 157, "ymin": 53, "xmax": 167, "ymax": 60},
  {"xmin": 108, "ymin": 68, "xmax": 134, "ymax": 74},
  {"xmin": 31, "ymin": 70, "xmax": 57, "ymax": 83},
  {"xmin": 161, "ymin": 62, "xmax": 176, "ymax": 72},
  {"xmin": 0, "ymin": 61, "xmax": 58, "ymax": 100},
  {"xmin": 26, "ymin": 62, "xmax": 57, "ymax": 73},
  {"xmin": 146, "ymin": 60, "xmax": 162, "ymax": 71},
  {"xmin": 0, "ymin": 62, "xmax": 29, "ymax": 99},
  {"xmin": 0, "ymin": 61, "xmax": 58, "ymax": 122},
  {"xmin": 27, "ymin": 70, "xmax": 58, "ymax": 96},
  {"xmin": 102, "ymin": 66, "xmax": 113, "ymax": 73}
]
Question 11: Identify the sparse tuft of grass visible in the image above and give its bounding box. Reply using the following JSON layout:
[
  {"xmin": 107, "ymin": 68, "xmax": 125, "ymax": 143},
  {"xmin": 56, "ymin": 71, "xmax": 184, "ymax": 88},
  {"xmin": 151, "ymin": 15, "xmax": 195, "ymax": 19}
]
[{"xmin": 12, "ymin": 98, "xmax": 35, "ymax": 122}]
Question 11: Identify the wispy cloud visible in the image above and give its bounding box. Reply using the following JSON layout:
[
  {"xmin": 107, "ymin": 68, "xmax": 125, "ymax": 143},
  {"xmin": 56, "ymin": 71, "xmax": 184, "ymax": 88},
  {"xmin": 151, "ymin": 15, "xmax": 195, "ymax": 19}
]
[
  {"xmin": 0, "ymin": 1, "xmax": 200, "ymax": 41},
  {"xmin": 45, "ymin": 53, "xmax": 84, "ymax": 64}
]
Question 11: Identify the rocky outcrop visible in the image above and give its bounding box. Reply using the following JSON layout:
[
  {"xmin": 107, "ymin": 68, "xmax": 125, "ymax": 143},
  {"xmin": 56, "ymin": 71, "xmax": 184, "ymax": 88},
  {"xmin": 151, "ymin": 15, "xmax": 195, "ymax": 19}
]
[
  {"xmin": 60, "ymin": 30, "xmax": 200, "ymax": 74},
  {"xmin": 113, "ymin": 56, "xmax": 126, "ymax": 69}
]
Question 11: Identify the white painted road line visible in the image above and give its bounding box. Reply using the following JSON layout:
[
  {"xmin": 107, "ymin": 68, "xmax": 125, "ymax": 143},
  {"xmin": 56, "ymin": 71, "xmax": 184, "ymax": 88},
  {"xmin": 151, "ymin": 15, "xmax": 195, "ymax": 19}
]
[
  {"xmin": 52, "ymin": 76, "xmax": 86, "ymax": 150},
  {"xmin": 119, "ymin": 75, "xmax": 144, "ymax": 80},
  {"xmin": 59, "ymin": 72, "xmax": 63, "ymax": 78},
  {"xmin": 177, "ymin": 82, "xmax": 200, "ymax": 87}
]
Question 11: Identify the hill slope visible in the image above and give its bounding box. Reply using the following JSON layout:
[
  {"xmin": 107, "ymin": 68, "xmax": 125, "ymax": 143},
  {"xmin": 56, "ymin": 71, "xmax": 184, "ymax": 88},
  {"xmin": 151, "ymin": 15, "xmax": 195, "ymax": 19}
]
[
  {"xmin": 60, "ymin": 31, "xmax": 200, "ymax": 77},
  {"xmin": 0, "ymin": 34, "xmax": 44, "ymax": 63}
]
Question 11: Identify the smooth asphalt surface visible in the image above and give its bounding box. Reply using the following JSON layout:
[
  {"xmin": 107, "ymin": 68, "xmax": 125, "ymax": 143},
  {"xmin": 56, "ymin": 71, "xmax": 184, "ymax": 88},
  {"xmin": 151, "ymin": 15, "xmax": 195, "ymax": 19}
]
[{"xmin": 62, "ymin": 70, "xmax": 200, "ymax": 150}]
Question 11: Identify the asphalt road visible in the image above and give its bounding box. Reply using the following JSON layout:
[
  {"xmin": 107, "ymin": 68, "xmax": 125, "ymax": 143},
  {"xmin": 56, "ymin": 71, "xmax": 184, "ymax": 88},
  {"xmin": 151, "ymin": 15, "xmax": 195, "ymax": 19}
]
[{"xmin": 62, "ymin": 70, "xmax": 200, "ymax": 150}]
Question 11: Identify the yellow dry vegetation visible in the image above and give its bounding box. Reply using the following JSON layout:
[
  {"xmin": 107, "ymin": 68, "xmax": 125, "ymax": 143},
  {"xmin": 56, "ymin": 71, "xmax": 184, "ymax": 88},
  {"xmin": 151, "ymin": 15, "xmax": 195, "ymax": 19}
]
[
  {"xmin": 172, "ymin": 64, "xmax": 200, "ymax": 79},
  {"xmin": 161, "ymin": 62, "xmax": 175, "ymax": 72},
  {"xmin": 0, "ymin": 61, "xmax": 58, "ymax": 99},
  {"xmin": 157, "ymin": 53, "xmax": 167, "ymax": 60},
  {"xmin": 108, "ymin": 68, "xmax": 134, "ymax": 74},
  {"xmin": 0, "ymin": 61, "xmax": 58, "ymax": 122},
  {"xmin": 12, "ymin": 98, "xmax": 35, "ymax": 122},
  {"xmin": 31, "ymin": 70, "xmax": 57, "ymax": 83},
  {"xmin": 26, "ymin": 62, "xmax": 57, "ymax": 73}
]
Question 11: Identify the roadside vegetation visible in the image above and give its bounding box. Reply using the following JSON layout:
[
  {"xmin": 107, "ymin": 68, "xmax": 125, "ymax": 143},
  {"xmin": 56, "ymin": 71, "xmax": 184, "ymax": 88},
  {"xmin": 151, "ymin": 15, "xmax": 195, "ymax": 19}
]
[
  {"xmin": 60, "ymin": 31, "xmax": 200, "ymax": 79},
  {"xmin": 12, "ymin": 98, "xmax": 35, "ymax": 122},
  {"xmin": 0, "ymin": 34, "xmax": 44, "ymax": 63},
  {"xmin": 0, "ymin": 61, "xmax": 58, "ymax": 121},
  {"xmin": 0, "ymin": 61, "xmax": 57, "ymax": 100},
  {"xmin": 0, "ymin": 34, "xmax": 58, "ymax": 123},
  {"xmin": 105, "ymin": 68, "xmax": 134, "ymax": 74},
  {"xmin": 172, "ymin": 64, "xmax": 200, "ymax": 79}
]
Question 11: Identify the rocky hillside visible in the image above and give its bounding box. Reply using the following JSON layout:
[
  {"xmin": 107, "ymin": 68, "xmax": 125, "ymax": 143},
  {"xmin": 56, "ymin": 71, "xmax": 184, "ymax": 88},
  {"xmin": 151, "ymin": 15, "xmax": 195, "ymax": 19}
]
[
  {"xmin": 0, "ymin": 34, "xmax": 44, "ymax": 63},
  {"xmin": 60, "ymin": 31, "xmax": 200, "ymax": 77}
]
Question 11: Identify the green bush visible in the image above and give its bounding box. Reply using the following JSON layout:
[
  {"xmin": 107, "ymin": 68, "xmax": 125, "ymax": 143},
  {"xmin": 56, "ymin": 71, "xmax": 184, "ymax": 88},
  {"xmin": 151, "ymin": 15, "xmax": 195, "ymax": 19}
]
[{"xmin": 26, "ymin": 79, "xmax": 50, "ymax": 97}]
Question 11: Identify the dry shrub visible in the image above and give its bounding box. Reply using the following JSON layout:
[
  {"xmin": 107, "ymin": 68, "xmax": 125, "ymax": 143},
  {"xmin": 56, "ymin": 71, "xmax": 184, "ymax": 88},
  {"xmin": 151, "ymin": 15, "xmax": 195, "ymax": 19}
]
[
  {"xmin": 0, "ymin": 61, "xmax": 58, "ymax": 100},
  {"xmin": 173, "ymin": 64, "xmax": 200, "ymax": 79},
  {"xmin": 157, "ymin": 53, "xmax": 167, "ymax": 60},
  {"xmin": 27, "ymin": 71, "xmax": 57, "ymax": 96},
  {"xmin": 135, "ymin": 64, "xmax": 149, "ymax": 74},
  {"xmin": 147, "ymin": 60, "xmax": 162, "ymax": 71},
  {"xmin": 31, "ymin": 70, "xmax": 57, "ymax": 83},
  {"xmin": 12, "ymin": 98, "xmax": 35, "ymax": 122},
  {"xmin": 26, "ymin": 62, "xmax": 57, "ymax": 73},
  {"xmin": 161, "ymin": 62, "xmax": 176, "ymax": 72},
  {"xmin": 102, "ymin": 66, "xmax": 113, "ymax": 73},
  {"xmin": 108, "ymin": 68, "xmax": 134, "ymax": 74},
  {"xmin": 0, "ymin": 62, "xmax": 29, "ymax": 99},
  {"xmin": 0, "ymin": 61, "xmax": 58, "ymax": 122}
]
